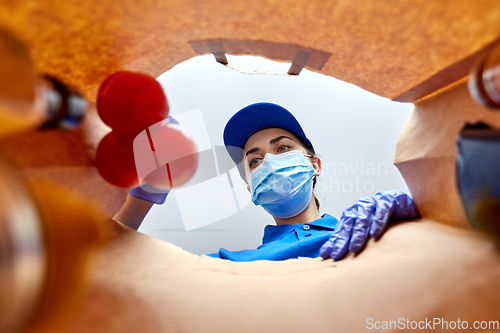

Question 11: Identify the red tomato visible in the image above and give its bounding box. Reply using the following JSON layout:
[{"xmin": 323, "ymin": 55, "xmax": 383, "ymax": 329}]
[
  {"xmin": 133, "ymin": 123, "xmax": 198, "ymax": 190},
  {"xmin": 96, "ymin": 71, "xmax": 128, "ymax": 126},
  {"xmin": 95, "ymin": 132, "xmax": 139, "ymax": 188},
  {"xmin": 96, "ymin": 71, "xmax": 168, "ymax": 137}
]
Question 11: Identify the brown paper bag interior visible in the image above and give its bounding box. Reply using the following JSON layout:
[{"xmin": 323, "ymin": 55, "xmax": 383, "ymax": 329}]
[{"xmin": 1, "ymin": 1, "xmax": 500, "ymax": 332}]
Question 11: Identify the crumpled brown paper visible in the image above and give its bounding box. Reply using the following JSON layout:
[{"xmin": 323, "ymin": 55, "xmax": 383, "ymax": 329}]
[
  {"xmin": 0, "ymin": 0, "xmax": 499, "ymax": 102},
  {"xmin": 28, "ymin": 219, "xmax": 500, "ymax": 333},
  {"xmin": 395, "ymin": 79, "xmax": 500, "ymax": 228}
]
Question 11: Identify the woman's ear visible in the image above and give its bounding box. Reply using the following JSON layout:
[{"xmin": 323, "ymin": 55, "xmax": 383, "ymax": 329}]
[{"xmin": 311, "ymin": 155, "xmax": 322, "ymax": 177}]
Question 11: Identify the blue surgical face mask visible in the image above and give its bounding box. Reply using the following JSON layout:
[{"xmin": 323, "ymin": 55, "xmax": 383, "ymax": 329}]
[{"xmin": 247, "ymin": 150, "xmax": 315, "ymax": 219}]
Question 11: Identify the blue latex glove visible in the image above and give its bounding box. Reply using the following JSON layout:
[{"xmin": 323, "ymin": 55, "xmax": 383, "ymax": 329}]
[
  {"xmin": 319, "ymin": 190, "xmax": 418, "ymax": 261},
  {"xmin": 129, "ymin": 184, "xmax": 170, "ymax": 204},
  {"xmin": 128, "ymin": 115, "xmax": 178, "ymax": 204}
]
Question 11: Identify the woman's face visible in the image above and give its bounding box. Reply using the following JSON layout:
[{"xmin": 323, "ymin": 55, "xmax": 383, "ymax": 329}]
[{"xmin": 242, "ymin": 127, "xmax": 321, "ymax": 181}]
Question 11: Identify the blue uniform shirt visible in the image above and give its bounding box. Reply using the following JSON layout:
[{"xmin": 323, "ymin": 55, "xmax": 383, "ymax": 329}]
[{"xmin": 205, "ymin": 214, "xmax": 338, "ymax": 262}]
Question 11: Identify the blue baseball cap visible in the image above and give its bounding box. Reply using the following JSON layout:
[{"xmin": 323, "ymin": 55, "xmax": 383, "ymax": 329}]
[{"xmin": 223, "ymin": 102, "xmax": 315, "ymax": 174}]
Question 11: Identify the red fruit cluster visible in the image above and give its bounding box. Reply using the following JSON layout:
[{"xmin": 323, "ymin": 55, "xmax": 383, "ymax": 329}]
[
  {"xmin": 95, "ymin": 71, "xmax": 169, "ymax": 188},
  {"xmin": 95, "ymin": 71, "xmax": 198, "ymax": 190}
]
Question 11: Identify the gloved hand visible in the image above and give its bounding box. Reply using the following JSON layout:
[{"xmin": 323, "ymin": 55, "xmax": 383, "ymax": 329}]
[
  {"xmin": 128, "ymin": 115, "xmax": 178, "ymax": 204},
  {"xmin": 319, "ymin": 190, "xmax": 418, "ymax": 261}
]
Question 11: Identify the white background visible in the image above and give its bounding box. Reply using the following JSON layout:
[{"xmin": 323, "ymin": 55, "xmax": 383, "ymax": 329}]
[{"xmin": 138, "ymin": 54, "xmax": 413, "ymax": 255}]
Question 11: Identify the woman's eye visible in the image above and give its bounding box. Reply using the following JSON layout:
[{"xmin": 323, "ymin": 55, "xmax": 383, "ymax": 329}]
[
  {"xmin": 278, "ymin": 144, "xmax": 291, "ymax": 152},
  {"xmin": 249, "ymin": 157, "xmax": 261, "ymax": 168}
]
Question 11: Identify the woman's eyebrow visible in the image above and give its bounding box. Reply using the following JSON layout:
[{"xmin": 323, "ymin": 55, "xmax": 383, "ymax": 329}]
[
  {"xmin": 245, "ymin": 136, "xmax": 294, "ymax": 157},
  {"xmin": 245, "ymin": 147, "xmax": 259, "ymax": 157},
  {"xmin": 270, "ymin": 136, "xmax": 293, "ymax": 145}
]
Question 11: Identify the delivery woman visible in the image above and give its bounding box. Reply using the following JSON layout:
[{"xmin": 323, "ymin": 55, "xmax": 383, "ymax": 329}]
[{"xmin": 114, "ymin": 102, "xmax": 418, "ymax": 261}]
